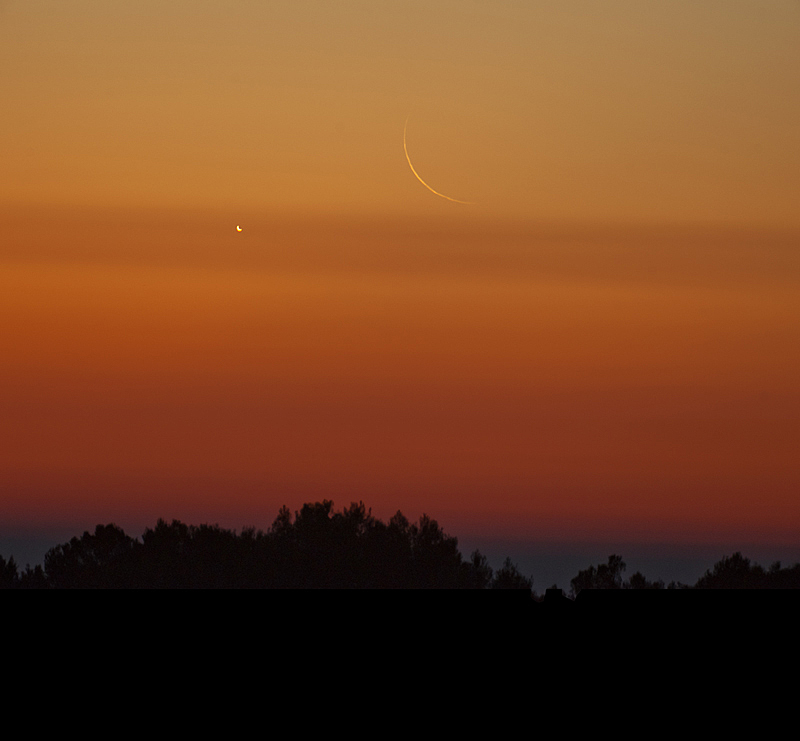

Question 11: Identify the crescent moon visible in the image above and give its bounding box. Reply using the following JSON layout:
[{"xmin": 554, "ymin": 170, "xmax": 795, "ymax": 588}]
[
  {"xmin": 236, "ymin": 225, "xmax": 242, "ymax": 232},
  {"xmin": 403, "ymin": 117, "xmax": 473, "ymax": 205}
]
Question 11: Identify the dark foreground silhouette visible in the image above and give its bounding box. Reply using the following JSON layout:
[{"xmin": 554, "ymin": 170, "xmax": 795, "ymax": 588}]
[
  {"xmin": 569, "ymin": 552, "xmax": 800, "ymax": 593},
  {"xmin": 0, "ymin": 500, "xmax": 531, "ymax": 589},
  {"xmin": 1, "ymin": 501, "xmax": 798, "ymax": 589}
]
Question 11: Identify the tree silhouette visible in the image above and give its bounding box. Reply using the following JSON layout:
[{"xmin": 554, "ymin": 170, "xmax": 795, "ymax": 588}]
[
  {"xmin": 136, "ymin": 518, "xmax": 267, "ymax": 588},
  {"xmin": 264, "ymin": 501, "xmax": 486, "ymax": 588},
  {"xmin": 44, "ymin": 523, "xmax": 139, "ymax": 588},
  {"xmin": 694, "ymin": 552, "xmax": 765, "ymax": 589},
  {"xmin": 465, "ymin": 550, "xmax": 495, "ymax": 590},
  {"xmin": 0, "ymin": 554, "xmax": 18, "ymax": 589},
  {"xmin": 570, "ymin": 554, "xmax": 626, "ymax": 596},
  {"xmin": 490, "ymin": 556, "xmax": 533, "ymax": 590},
  {"xmin": 625, "ymin": 571, "xmax": 665, "ymax": 590}
]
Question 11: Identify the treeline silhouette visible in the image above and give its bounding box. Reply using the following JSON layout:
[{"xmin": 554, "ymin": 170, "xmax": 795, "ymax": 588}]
[
  {"xmin": 0, "ymin": 500, "xmax": 532, "ymax": 589},
  {"xmin": 1, "ymin": 501, "xmax": 798, "ymax": 589},
  {"xmin": 568, "ymin": 552, "xmax": 800, "ymax": 594}
]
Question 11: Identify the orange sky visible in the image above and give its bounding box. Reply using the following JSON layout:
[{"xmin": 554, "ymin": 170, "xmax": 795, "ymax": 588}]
[{"xmin": 1, "ymin": 3, "xmax": 799, "ymax": 554}]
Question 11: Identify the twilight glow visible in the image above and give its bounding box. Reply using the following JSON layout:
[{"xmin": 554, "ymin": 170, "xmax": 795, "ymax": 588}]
[{"xmin": 1, "ymin": 2, "xmax": 799, "ymax": 579}]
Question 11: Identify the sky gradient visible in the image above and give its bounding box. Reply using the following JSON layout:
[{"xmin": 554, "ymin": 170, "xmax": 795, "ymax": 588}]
[{"xmin": 2, "ymin": 2, "xmax": 799, "ymax": 583}]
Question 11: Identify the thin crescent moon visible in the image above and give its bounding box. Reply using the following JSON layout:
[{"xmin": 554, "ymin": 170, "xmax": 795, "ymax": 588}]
[{"xmin": 403, "ymin": 116, "xmax": 473, "ymax": 204}]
